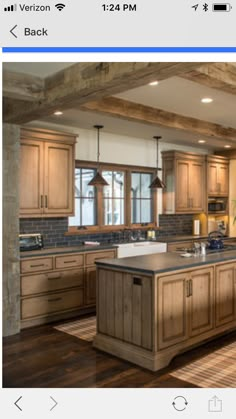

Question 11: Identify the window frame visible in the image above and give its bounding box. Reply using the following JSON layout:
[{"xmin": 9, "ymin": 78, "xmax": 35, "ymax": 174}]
[{"xmin": 68, "ymin": 160, "xmax": 157, "ymax": 234}]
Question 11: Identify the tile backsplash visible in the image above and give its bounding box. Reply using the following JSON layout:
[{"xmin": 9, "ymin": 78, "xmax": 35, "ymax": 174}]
[{"xmin": 20, "ymin": 214, "xmax": 194, "ymax": 247}]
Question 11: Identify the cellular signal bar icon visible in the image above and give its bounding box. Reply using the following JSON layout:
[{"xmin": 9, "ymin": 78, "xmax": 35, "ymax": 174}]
[{"xmin": 4, "ymin": 4, "xmax": 17, "ymax": 11}]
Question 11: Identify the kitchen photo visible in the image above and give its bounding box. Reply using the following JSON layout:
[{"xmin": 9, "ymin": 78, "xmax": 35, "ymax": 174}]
[{"xmin": 2, "ymin": 62, "xmax": 236, "ymax": 388}]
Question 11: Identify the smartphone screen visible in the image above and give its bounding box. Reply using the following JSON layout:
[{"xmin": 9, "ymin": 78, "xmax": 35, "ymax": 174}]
[{"xmin": 1, "ymin": 1, "xmax": 236, "ymax": 418}]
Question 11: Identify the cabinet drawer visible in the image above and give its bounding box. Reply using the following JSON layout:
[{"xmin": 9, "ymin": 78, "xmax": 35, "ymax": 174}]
[
  {"xmin": 20, "ymin": 257, "xmax": 53, "ymax": 274},
  {"xmin": 21, "ymin": 268, "xmax": 84, "ymax": 296},
  {"xmin": 21, "ymin": 288, "xmax": 84, "ymax": 319},
  {"xmin": 55, "ymin": 253, "xmax": 84, "ymax": 269},
  {"xmin": 85, "ymin": 250, "xmax": 116, "ymax": 266}
]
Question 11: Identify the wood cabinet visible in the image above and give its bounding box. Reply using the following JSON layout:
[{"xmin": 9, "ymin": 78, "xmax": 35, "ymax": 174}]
[
  {"xmin": 189, "ymin": 268, "xmax": 214, "ymax": 337},
  {"xmin": 20, "ymin": 248, "xmax": 116, "ymax": 328},
  {"xmin": 94, "ymin": 260, "xmax": 236, "ymax": 371},
  {"xmin": 162, "ymin": 151, "xmax": 205, "ymax": 214},
  {"xmin": 215, "ymin": 262, "xmax": 236, "ymax": 327},
  {"xmin": 207, "ymin": 155, "xmax": 229, "ymax": 196},
  {"xmin": 158, "ymin": 267, "xmax": 214, "ymax": 349},
  {"xmin": 97, "ymin": 269, "xmax": 152, "ymax": 349},
  {"xmin": 20, "ymin": 127, "xmax": 76, "ymax": 217},
  {"xmin": 158, "ymin": 272, "xmax": 187, "ymax": 349},
  {"xmin": 85, "ymin": 250, "xmax": 117, "ymax": 306}
]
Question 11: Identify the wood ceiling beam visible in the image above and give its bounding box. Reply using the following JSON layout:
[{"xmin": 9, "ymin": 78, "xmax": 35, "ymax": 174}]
[
  {"xmin": 3, "ymin": 70, "xmax": 45, "ymax": 101},
  {"xmin": 82, "ymin": 97, "xmax": 236, "ymax": 142},
  {"xmin": 3, "ymin": 62, "xmax": 204, "ymax": 124},
  {"xmin": 181, "ymin": 63, "xmax": 236, "ymax": 95}
]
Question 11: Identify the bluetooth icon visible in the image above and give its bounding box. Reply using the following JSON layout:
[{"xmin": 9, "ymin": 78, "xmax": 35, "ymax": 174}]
[{"xmin": 203, "ymin": 3, "xmax": 209, "ymax": 11}]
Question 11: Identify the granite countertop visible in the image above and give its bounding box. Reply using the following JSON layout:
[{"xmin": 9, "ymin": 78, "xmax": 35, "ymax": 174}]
[
  {"xmin": 95, "ymin": 249, "xmax": 236, "ymax": 275},
  {"xmin": 20, "ymin": 243, "xmax": 117, "ymax": 258}
]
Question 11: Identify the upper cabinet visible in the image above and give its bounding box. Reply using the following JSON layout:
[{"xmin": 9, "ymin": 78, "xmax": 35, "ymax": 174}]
[
  {"xmin": 162, "ymin": 151, "xmax": 205, "ymax": 214},
  {"xmin": 207, "ymin": 155, "xmax": 229, "ymax": 196},
  {"xmin": 20, "ymin": 128, "xmax": 76, "ymax": 218}
]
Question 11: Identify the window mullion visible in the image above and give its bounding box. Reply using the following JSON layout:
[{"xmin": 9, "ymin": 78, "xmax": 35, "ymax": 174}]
[{"xmin": 126, "ymin": 170, "xmax": 131, "ymax": 226}]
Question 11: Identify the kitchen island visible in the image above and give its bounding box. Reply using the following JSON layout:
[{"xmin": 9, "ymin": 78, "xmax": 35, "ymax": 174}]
[{"xmin": 94, "ymin": 250, "xmax": 236, "ymax": 371}]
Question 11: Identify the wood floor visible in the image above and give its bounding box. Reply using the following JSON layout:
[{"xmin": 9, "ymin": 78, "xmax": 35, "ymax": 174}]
[{"xmin": 3, "ymin": 316, "xmax": 236, "ymax": 388}]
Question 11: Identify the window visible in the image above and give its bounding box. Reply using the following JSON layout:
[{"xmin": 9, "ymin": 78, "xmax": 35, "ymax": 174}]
[
  {"xmin": 131, "ymin": 172, "xmax": 153, "ymax": 223},
  {"xmin": 103, "ymin": 171, "xmax": 125, "ymax": 225},
  {"xmin": 68, "ymin": 161, "xmax": 157, "ymax": 232},
  {"xmin": 69, "ymin": 168, "xmax": 96, "ymax": 227}
]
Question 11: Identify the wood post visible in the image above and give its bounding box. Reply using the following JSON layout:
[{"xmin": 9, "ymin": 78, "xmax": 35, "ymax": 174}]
[{"xmin": 3, "ymin": 123, "xmax": 21, "ymax": 336}]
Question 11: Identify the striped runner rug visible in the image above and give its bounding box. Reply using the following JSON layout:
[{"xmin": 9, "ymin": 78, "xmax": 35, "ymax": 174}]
[
  {"xmin": 54, "ymin": 316, "xmax": 96, "ymax": 342},
  {"xmin": 170, "ymin": 340, "xmax": 236, "ymax": 387}
]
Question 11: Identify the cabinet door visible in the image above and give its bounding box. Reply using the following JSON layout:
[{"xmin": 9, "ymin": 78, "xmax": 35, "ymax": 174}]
[
  {"xmin": 44, "ymin": 142, "xmax": 74, "ymax": 215},
  {"xmin": 189, "ymin": 161, "xmax": 205, "ymax": 212},
  {"xmin": 85, "ymin": 267, "xmax": 97, "ymax": 306},
  {"xmin": 215, "ymin": 263, "xmax": 236, "ymax": 327},
  {"xmin": 158, "ymin": 272, "xmax": 188, "ymax": 349},
  {"xmin": 208, "ymin": 162, "xmax": 218, "ymax": 195},
  {"xmin": 217, "ymin": 164, "xmax": 229, "ymax": 195},
  {"xmin": 189, "ymin": 267, "xmax": 214, "ymax": 337},
  {"xmin": 208, "ymin": 162, "xmax": 229, "ymax": 196},
  {"xmin": 176, "ymin": 160, "xmax": 190, "ymax": 211},
  {"xmin": 20, "ymin": 140, "xmax": 44, "ymax": 216}
]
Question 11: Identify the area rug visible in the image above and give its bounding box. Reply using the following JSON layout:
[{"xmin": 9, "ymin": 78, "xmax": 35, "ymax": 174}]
[
  {"xmin": 54, "ymin": 316, "xmax": 96, "ymax": 342},
  {"xmin": 170, "ymin": 341, "xmax": 236, "ymax": 387}
]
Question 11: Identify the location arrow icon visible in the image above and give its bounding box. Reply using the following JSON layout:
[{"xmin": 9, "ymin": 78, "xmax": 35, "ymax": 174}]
[{"xmin": 192, "ymin": 4, "xmax": 199, "ymax": 11}]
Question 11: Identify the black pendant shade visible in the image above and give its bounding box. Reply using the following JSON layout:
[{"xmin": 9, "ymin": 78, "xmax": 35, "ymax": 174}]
[
  {"xmin": 149, "ymin": 136, "xmax": 166, "ymax": 189},
  {"xmin": 88, "ymin": 125, "xmax": 109, "ymax": 187}
]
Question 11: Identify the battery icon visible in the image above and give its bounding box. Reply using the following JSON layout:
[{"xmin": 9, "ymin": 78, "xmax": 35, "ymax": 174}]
[{"xmin": 213, "ymin": 3, "xmax": 232, "ymax": 11}]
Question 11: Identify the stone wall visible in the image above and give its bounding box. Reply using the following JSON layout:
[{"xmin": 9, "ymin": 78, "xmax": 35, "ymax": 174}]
[{"xmin": 3, "ymin": 124, "xmax": 20, "ymax": 336}]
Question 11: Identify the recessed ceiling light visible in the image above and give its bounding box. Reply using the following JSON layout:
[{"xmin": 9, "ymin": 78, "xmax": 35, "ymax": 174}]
[
  {"xmin": 198, "ymin": 140, "xmax": 206, "ymax": 143},
  {"xmin": 54, "ymin": 111, "xmax": 63, "ymax": 116},
  {"xmin": 201, "ymin": 97, "xmax": 213, "ymax": 104},
  {"xmin": 224, "ymin": 145, "xmax": 231, "ymax": 148},
  {"xmin": 149, "ymin": 81, "xmax": 159, "ymax": 86}
]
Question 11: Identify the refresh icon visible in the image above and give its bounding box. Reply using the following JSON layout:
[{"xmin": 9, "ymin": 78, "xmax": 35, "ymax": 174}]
[{"xmin": 172, "ymin": 396, "xmax": 188, "ymax": 411}]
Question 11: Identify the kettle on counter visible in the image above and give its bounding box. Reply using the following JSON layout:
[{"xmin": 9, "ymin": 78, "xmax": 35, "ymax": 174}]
[{"xmin": 208, "ymin": 231, "xmax": 224, "ymax": 250}]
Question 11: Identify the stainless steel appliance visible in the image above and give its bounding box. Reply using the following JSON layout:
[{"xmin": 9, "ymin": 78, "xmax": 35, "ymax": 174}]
[
  {"xmin": 19, "ymin": 233, "xmax": 44, "ymax": 251},
  {"xmin": 208, "ymin": 199, "xmax": 226, "ymax": 212}
]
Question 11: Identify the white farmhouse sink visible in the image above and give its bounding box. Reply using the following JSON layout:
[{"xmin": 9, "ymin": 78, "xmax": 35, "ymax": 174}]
[{"xmin": 116, "ymin": 241, "xmax": 167, "ymax": 258}]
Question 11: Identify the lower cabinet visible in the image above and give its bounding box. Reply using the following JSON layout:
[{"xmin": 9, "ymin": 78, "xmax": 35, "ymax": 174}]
[
  {"xmin": 85, "ymin": 268, "xmax": 97, "ymax": 306},
  {"xmin": 20, "ymin": 248, "xmax": 116, "ymax": 328},
  {"xmin": 97, "ymin": 269, "xmax": 152, "ymax": 350},
  {"xmin": 158, "ymin": 272, "xmax": 188, "ymax": 349},
  {"xmin": 215, "ymin": 262, "xmax": 236, "ymax": 327},
  {"xmin": 158, "ymin": 267, "xmax": 214, "ymax": 349}
]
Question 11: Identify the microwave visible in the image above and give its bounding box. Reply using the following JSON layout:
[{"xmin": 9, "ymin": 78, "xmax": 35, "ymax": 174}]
[
  {"xmin": 208, "ymin": 200, "xmax": 226, "ymax": 212},
  {"xmin": 19, "ymin": 233, "xmax": 44, "ymax": 251}
]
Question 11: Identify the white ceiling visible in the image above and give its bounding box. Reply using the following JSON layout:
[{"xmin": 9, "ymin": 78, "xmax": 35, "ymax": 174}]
[{"xmin": 3, "ymin": 62, "xmax": 236, "ymax": 151}]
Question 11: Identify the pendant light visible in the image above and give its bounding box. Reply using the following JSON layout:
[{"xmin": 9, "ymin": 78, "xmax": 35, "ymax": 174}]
[
  {"xmin": 88, "ymin": 125, "xmax": 109, "ymax": 187},
  {"xmin": 149, "ymin": 136, "xmax": 166, "ymax": 189}
]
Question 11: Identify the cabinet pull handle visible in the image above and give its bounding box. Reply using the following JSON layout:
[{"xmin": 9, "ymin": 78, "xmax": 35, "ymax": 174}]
[
  {"xmin": 47, "ymin": 274, "xmax": 61, "ymax": 280},
  {"xmin": 63, "ymin": 260, "xmax": 77, "ymax": 264},
  {"xmin": 186, "ymin": 280, "xmax": 190, "ymax": 297},
  {"xmin": 45, "ymin": 195, "xmax": 48, "ymax": 208},
  {"xmin": 48, "ymin": 297, "xmax": 62, "ymax": 302},
  {"xmin": 30, "ymin": 263, "xmax": 46, "ymax": 268},
  {"xmin": 40, "ymin": 195, "xmax": 43, "ymax": 208},
  {"xmin": 189, "ymin": 279, "xmax": 193, "ymax": 296},
  {"xmin": 133, "ymin": 277, "xmax": 142, "ymax": 286}
]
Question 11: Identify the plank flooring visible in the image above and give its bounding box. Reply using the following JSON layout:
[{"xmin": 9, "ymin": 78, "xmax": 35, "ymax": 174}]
[{"xmin": 3, "ymin": 316, "xmax": 236, "ymax": 388}]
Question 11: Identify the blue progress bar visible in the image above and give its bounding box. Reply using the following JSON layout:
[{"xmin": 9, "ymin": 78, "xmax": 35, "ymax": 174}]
[{"xmin": 2, "ymin": 47, "xmax": 236, "ymax": 53}]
